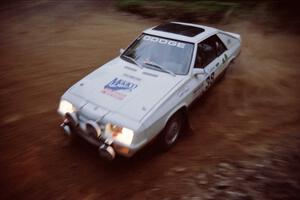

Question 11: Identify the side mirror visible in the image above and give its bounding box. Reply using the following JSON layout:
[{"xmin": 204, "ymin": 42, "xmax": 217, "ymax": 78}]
[
  {"xmin": 193, "ymin": 68, "xmax": 207, "ymax": 77},
  {"xmin": 119, "ymin": 48, "xmax": 125, "ymax": 54}
]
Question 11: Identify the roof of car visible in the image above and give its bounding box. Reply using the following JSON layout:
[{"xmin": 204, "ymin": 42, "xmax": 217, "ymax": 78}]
[
  {"xmin": 143, "ymin": 22, "xmax": 218, "ymax": 43},
  {"xmin": 152, "ymin": 23, "xmax": 205, "ymax": 37}
]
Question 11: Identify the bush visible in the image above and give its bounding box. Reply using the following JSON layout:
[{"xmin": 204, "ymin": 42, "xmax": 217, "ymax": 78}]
[{"xmin": 116, "ymin": 0, "xmax": 241, "ymax": 22}]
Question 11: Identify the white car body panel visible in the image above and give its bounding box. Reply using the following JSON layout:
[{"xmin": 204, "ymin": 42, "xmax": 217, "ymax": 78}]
[
  {"xmin": 58, "ymin": 22, "xmax": 241, "ymax": 157},
  {"xmin": 68, "ymin": 58, "xmax": 185, "ymax": 124}
]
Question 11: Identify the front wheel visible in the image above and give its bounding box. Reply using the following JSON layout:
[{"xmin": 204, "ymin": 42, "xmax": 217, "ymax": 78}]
[{"xmin": 158, "ymin": 112, "xmax": 183, "ymax": 150}]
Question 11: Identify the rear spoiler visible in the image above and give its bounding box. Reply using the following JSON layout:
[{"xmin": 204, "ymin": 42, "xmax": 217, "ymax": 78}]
[{"xmin": 220, "ymin": 31, "xmax": 241, "ymax": 41}]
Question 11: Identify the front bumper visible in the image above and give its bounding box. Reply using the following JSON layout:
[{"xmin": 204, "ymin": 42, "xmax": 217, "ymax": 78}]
[{"xmin": 60, "ymin": 113, "xmax": 145, "ymax": 159}]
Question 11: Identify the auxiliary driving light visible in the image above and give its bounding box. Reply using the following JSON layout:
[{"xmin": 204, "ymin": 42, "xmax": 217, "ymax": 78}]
[{"xmin": 86, "ymin": 121, "xmax": 101, "ymax": 139}]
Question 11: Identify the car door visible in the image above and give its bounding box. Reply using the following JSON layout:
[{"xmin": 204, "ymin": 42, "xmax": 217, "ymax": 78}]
[
  {"xmin": 191, "ymin": 36, "xmax": 221, "ymax": 99},
  {"xmin": 210, "ymin": 34, "xmax": 229, "ymax": 78}
]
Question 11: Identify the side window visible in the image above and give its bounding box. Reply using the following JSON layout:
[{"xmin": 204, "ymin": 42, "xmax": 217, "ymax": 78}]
[
  {"xmin": 194, "ymin": 45, "xmax": 204, "ymax": 68},
  {"xmin": 194, "ymin": 37, "xmax": 217, "ymax": 68},
  {"xmin": 211, "ymin": 35, "xmax": 227, "ymax": 56}
]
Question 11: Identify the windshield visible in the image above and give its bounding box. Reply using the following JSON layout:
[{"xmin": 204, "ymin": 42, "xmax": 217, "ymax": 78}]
[{"xmin": 121, "ymin": 34, "xmax": 194, "ymax": 75}]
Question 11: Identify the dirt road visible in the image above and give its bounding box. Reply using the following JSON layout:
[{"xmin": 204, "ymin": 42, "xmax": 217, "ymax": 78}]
[{"xmin": 0, "ymin": 1, "xmax": 300, "ymax": 199}]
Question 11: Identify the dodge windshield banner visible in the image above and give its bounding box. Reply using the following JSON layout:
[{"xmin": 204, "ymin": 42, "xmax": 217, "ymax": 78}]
[{"xmin": 143, "ymin": 35, "xmax": 186, "ymax": 48}]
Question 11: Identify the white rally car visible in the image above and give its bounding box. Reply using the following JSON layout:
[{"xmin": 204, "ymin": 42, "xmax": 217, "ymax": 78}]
[{"xmin": 58, "ymin": 22, "xmax": 241, "ymax": 160}]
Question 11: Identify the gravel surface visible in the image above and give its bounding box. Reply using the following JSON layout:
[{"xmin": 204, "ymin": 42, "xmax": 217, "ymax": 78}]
[{"xmin": 0, "ymin": 1, "xmax": 300, "ymax": 199}]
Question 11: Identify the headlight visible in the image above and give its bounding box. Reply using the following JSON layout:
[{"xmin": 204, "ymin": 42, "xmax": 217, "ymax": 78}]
[
  {"xmin": 58, "ymin": 100, "xmax": 76, "ymax": 115},
  {"xmin": 105, "ymin": 123, "xmax": 134, "ymax": 145}
]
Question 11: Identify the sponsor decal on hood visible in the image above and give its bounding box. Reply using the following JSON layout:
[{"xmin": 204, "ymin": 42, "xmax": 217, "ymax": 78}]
[
  {"xmin": 69, "ymin": 57, "xmax": 185, "ymax": 121},
  {"xmin": 104, "ymin": 77, "xmax": 138, "ymax": 91},
  {"xmin": 101, "ymin": 77, "xmax": 138, "ymax": 100}
]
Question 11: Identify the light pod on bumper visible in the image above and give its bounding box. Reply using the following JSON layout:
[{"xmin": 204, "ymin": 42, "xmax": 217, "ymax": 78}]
[
  {"xmin": 61, "ymin": 112, "xmax": 78, "ymax": 136},
  {"xmin": 65, "ymin": 112, "xmax": 78, "ymax": 127},
  {"xmin": 98, "ymin": 144, "xmax": 115, "ymax": 161},
  {"xmin": 85, "ymin": 121, "xmax": 101, "ymax": 140}
]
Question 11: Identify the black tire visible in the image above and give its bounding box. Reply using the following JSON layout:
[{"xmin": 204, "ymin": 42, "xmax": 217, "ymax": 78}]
[{"xmin": 158, "ymin": 112, "xmax": 183, "ymax": 150}]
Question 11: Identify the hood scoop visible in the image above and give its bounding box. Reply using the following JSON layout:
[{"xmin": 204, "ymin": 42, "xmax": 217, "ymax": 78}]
[
  {"xmin": 124, "ymin": 66, "xmax": 137, "ymax": 72},
  {"xmin": 142, "ymin": 71, "xmax": 158, "ymax": 77}
]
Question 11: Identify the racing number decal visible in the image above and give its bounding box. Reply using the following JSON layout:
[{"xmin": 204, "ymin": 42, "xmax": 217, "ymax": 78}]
[
  {"xmin": 205, "ymin": 73, "xmax": 214, "ymax": 90},
  {"xmin": 193, "ymin": 72, "xmax": 215, "ymax": 98}
]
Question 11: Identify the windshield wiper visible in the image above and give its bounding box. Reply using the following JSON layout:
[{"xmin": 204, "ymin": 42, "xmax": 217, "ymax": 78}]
[
  {"xmin": 121, "ymin": 55, "xmax": 143, "ymax": 69},
  {"xmin": 143, "ymin": 60, "xmax": 175, "ymax": 76}
]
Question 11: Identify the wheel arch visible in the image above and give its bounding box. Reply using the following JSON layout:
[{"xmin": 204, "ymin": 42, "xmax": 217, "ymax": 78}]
[
  {"xmin": 157, "ymin": 104, "xmax": 189, "ymax": 149},
  {"xmin": 163, "ymin": 104, "xmax": 188, "ymax": 128}
]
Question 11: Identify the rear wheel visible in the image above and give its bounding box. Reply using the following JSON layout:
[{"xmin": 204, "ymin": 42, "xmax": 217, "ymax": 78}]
[{"xmin": 158, "ymin": 112, "xmax": 183, "ymax": 150}]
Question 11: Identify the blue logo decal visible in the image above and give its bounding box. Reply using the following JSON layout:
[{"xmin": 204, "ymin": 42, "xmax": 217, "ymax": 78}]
[{"xmin": 104, "ymin": 78, "xmax": 138, "ymax": 92}]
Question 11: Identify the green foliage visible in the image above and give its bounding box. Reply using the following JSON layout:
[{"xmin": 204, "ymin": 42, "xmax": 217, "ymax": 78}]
[
  {"xmin": 116, "ymin": 0, "xmax": 241, "ymax": 22},
  {"xmin": 116, "ymin": 0, "xmax": 143, "ymax": 11}
]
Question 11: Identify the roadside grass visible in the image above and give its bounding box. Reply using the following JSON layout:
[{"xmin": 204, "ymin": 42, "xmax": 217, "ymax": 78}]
[
  {"xmin": 116, "ymin": 0, "xmax": 247, "ymax": 23},
  {"xmin": 115, "ymin": 0, "xmax": 299, "ymax": 32}
]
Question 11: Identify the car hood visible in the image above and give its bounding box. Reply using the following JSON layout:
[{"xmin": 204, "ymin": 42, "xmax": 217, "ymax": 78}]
[{"xmin": 69, "ymin": 58, "xmax": 185, "ymax": 122}]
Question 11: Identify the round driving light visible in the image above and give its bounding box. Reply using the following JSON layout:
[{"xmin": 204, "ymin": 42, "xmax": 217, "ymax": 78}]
[
  {"xmin": 65, "ymin": 112, "xmax": 78, "ymax": 127},
  {"xmin": 86, "ymin": 121, "xmax": 101, "ymax": 139},
  {"xmin": 98, "ymin": 144, "xmax": 115, "ymax": 161}
]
